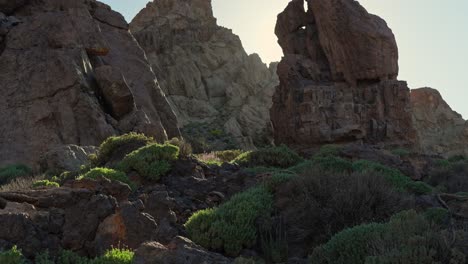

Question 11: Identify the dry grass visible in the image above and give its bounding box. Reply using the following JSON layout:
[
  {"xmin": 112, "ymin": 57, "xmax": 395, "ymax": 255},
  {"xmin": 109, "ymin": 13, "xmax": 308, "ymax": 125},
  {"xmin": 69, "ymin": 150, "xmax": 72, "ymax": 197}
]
[{"xmin": 0, "ymin": 175, "xmax": 45, "ymax": 192}]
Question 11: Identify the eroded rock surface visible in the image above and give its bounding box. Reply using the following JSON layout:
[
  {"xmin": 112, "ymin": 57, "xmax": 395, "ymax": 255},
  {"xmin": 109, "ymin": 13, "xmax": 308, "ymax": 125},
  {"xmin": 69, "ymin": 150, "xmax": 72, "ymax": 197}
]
[
  {"xmin": 130, "ymin": 0, "xmax": 278, "ymax": 149},
  {"xmin": 271, "ymin": 0, "xmax": 416, "ymax": 149},
  {"xmin": 0, "ymin": 0, "xmax": 179, "ymax": 168},
  {"xmin": 411, "ymin": 88, "xmax": 468, "ymax": 157}
]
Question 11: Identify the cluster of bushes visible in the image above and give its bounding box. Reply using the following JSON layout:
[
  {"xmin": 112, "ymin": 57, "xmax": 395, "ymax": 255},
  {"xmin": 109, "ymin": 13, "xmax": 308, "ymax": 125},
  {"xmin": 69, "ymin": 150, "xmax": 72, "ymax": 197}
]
[
  {"xmin": 181, "ymin": 122, "xmax": 237, "ymax": 153},
  {"xmin": 309, "ymin": 210, "xmax": 466, "ymax": 264},
  {"xmin": 185, "ymin": 186, "xmax": 274, "ymax": 256},
  {"xmin": 283, "ymin": 146, "xmax": 433, "ymax": 195},
  {"xmin": 76, "ymin": 133, "xmax": 182, "ymax": 189},
  {"xmin": 274, "ymin": 169, "xmax": 412, "ymax": 252},
  {"xmin": 0, "ymin": 247, "xmax": 134, "ymax": 264}
]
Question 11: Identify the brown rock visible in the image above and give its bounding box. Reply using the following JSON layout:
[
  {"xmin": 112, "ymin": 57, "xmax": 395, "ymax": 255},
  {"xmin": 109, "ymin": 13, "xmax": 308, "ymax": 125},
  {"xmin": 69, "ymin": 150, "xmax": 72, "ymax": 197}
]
[
  {"xmin": 0, "ymin": 0, "xmax": 179, "ymax": 168},
  {"xmin": 130, "ymin": 0, "xmax": 278, "ymax": 149},
  {"xmin": 0, "ymin": 187, "xmax": 116, "ymax": 257},
  {"xmin": 94, "ymin": 65, "xmax": 135, "ymax": 119},
  {"xmin": 271, "ymin": 0, "xmax": 416, "ymax": 148},
  {"xmin": 40, "ymin": 145, "xmax": 96, "ymax": 173},
  {"xmin": 411, "ymin": 88, "xmax": 468, "ymax": 157},
  {"xmin": 133, "ymin": 237, "xmax": 231, "ymax": 264}
]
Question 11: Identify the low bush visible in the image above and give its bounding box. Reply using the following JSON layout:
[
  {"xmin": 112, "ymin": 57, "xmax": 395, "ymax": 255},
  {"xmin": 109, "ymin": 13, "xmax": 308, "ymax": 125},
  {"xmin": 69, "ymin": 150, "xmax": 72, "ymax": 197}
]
[
  {"xmin": 233, "ymin": 145, "xmax": 303, "ymax": 168},
  {"xmin": 79, "ymin": 168, "xmax": 135, "ymax": 189},
  {"xmin": 0, "ymin": 246, "xmax": 25, "ymax": 264},
  {"xmin": 38, "ymin": 248, "xmax": 134, "ymax": 264},
  {"xmin": 391, "ymin": 148, "xmax": 411, "ymax": 157},
  {"xmin": 214, "ymin": 149, "xmax": 245, "ymax": 163},
  {"xmin": 429, "ymin": 160, "xmax": 468, "ymax": 193},
  {"xmin": 311, "ymin": 156, "xmax": 353, "ymax": 173},
  {"xmin": 0, "ymin": 175, "xmax": 44, "ymax": 192},
  {"xmin": 0, "ymin": 164, "xmax": 32, "ymax": 185},
  {"xmin": 275, "ymin": 170, "xmax": 411, "ymax": 251},
  {"xmin": 185, "ymin": 186, "xmax": 274, "ymax": 256},
  {"xmin": 315, "ymin": 145, "xmax": 343, "ymax": 158},
  {"xmin": 118, "ymin": 143, "xmax": 179, "ymax": 181},
  {"xmin": 32, "ymin": 180, "xmax": 59, "ymax": 188},
  {"xmin": 352, "ymin": 160, "xmax": 432, "ymax": 194},
  {"xmin": 92, "ymin": 133, "xmax": 154, "ymax": 166},
  {"xmin": 309, "ymin": 210, "xmax": 466, "ymax": 264},
  {"xmin": 93, "ymin": 248, "xmax": 134, "ymax": 264},
  {"xmin": 166, "ymin": 137, "xmax": 192, "ymax": 158}
]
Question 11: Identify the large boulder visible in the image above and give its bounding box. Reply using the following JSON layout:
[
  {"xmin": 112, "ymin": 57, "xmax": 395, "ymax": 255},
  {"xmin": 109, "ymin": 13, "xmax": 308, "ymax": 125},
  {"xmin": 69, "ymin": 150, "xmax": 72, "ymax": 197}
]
[
  {"xmin": 271, "ymin": 0, "xmax": 416, "ymax": 149},
  {"xmin": 0, "ymin": 0, "xmax": 179, "ymax": 168},
  {"xmin": 130, "ymin": 0, "xmax": 278, "ymax": 149},
  {"xmin": 0, "ymin": 178, "xmax": 157, "ymax": 258},
  {"xmin": 411, "ymin": 88, "xmax": 468, "ymax": 157}
]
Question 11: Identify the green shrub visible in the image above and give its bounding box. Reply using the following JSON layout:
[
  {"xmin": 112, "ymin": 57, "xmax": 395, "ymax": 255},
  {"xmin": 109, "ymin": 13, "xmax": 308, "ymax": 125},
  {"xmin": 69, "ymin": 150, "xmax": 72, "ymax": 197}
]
[
  {"xmin": 118, "ymin": 143, "xmax": 179, "ymax": 181},
  {"xmin": 391, "ymin": 148, "xmax": 411, "ymax": 157},
  {"xmin": 94, "ymin": 248, "xmax": 134, "ymax": 264},
  {"xmin": 233, "ymin": 145, "xmax": 303, "ymax": 169},
  {"xmin": 406, "ymin": 181, "xmax": 433, "ymax": 195},
  {"xmin": 429, "ymin": 160, "xmax": 468, "ymax": 193},
  {"xmin": 262, "ymin": 172, "xmax": 295, "ymax": 192},
  {"xmin": 352, "ymin": 160, "xmax": 432, "ymax": 194},
  {"xmin": 35, "ymin": 251, "xmax": 54, "ymax": 264},
  {"xmin": 166, "ymin": 137, "xmax": 192, "ymax": 158},
  {"xmin": 424, "ymin": 207, "xmax": 449, "ymax": 225},
  {"xmin": 215, "ymin": 150, "xmax": 245, "ymax": 163},
  {"xmin": 0, "ymin": 164, "xmax": 32, "ymax": 185},
  {"xmin": 277, "ymin": 170, "xmax": 411, "ymax": 250},
  {"xmin": 312, "ymin": 156, "xmax": 353, "ymax": 173},
  {"xmin": 185, "ymin": 187, "xmax": 273, "ymax": 256},
  {"xmin": 310, "ymin": 210, "xmax": 465, "ymax": 264},
  {"xmin": 209, "ymin": 129, "xmax": 224, "ymax": 137},
  {"xmin": 79, "ymin": 168, "xmax": 135, "ymax": 189},
  {"xmin": 57, "ymin": 250, "xmax": 91, "ymax": 264},
  {"xmin": 448, "ymin": 155, "xmax": 466, "ymax": 163},
  {"xmin": 92, "ymin": 133, "xmax": 154, "ymax": 166},
  {"xmin": 315, "ymin": 144, "xmax": 342, "ymax": 157},
  {"xmin": 32, "ymin": 180, "xmax": 60, "ymax": 188},
  {"xmin": 0, "ymin": 246, "xmax": 26, "ymax": 264}
]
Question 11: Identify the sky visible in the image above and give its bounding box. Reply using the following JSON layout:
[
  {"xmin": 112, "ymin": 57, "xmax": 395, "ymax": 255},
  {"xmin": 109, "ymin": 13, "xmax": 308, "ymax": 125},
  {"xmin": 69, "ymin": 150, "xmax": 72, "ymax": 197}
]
[{"xmin": 101, "ymin": 0, "xmax": 468, "ymax": 118}]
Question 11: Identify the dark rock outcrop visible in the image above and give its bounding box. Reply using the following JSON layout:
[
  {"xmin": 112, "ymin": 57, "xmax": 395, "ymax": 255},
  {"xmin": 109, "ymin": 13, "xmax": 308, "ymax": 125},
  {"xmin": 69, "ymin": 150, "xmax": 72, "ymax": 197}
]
[
  {"xmin": 130, "ymin": 0, "xmax": 278, "ymax": 149},
  {"xmin": 0, "ymin": 0, "xmax": 179, "ymax": 168},
  {"xmin": 133, "ymin": 237, "xmax": 231, "ymax": 264},
  {"xmin": 411, "ymin": 88, "xmax": 468, "ymax": 157},
  {"xmin": 271, "ymin": 0, "xmax": 416, "ymax": 149}
]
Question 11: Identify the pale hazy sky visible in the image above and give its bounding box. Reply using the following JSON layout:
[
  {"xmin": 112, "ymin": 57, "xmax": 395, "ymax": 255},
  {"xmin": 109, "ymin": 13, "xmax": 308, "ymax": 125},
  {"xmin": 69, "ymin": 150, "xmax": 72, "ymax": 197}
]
[{"xmin": 101, "ymin": 0, "xmax": 468, "ymax": 118}]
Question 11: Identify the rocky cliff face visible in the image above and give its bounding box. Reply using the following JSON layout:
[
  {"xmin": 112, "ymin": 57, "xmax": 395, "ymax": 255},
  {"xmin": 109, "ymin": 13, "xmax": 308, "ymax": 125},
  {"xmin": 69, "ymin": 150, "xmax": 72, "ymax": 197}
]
[
  {"xmin": 130, "ymin": 0, "xmax": 278, "ymax": 150},
  {"xmin": 0, "ymin": 0, "xmax": 179, "ymax": 167},
  {"xmin": 271, "ymin": 0, "xmax": 417, "ymax": 149},
  {"xmin": 411, "ymin": 88, "xmax": 468, "ymax": 157}
]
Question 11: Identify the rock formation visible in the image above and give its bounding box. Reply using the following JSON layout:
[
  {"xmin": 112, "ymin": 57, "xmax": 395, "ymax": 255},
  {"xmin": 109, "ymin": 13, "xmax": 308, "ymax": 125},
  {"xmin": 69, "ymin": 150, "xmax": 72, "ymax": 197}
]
[
  {"xmin": 411, "ymin": 88, "xmax": 468, "ymax": 157},
  {"xmin": 0, "ymin": 0, "xmax": 179, "ymax": 168},
  {"xmin": 271, "ymin": 0, "xmax": 417, "ymax": 149},
  {"xmin": 130, "ymin": 0, "xmax": 278, "ymax": 150}
]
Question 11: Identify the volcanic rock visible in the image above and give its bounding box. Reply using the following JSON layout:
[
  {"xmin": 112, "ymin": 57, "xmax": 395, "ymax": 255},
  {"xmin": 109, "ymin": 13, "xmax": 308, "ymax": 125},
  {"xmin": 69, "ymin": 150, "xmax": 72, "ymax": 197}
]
[
  {"xmin": 0, "ymin": 0, "xmax": 179, "ymax": 168},
  {"xmin": 133, "ymin": 237, "xmax": 231, "ymax": 264},
  {"xmin": 271, "ymin": 0, "xmax": 416, "ymax": 149},
  {"xmin": 411, "ymin": 88, "xmax": 468, "ymax": 157},
  {"xmin": 130, "ymin": 0, "xmax": 278, "ymax": 149}
]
